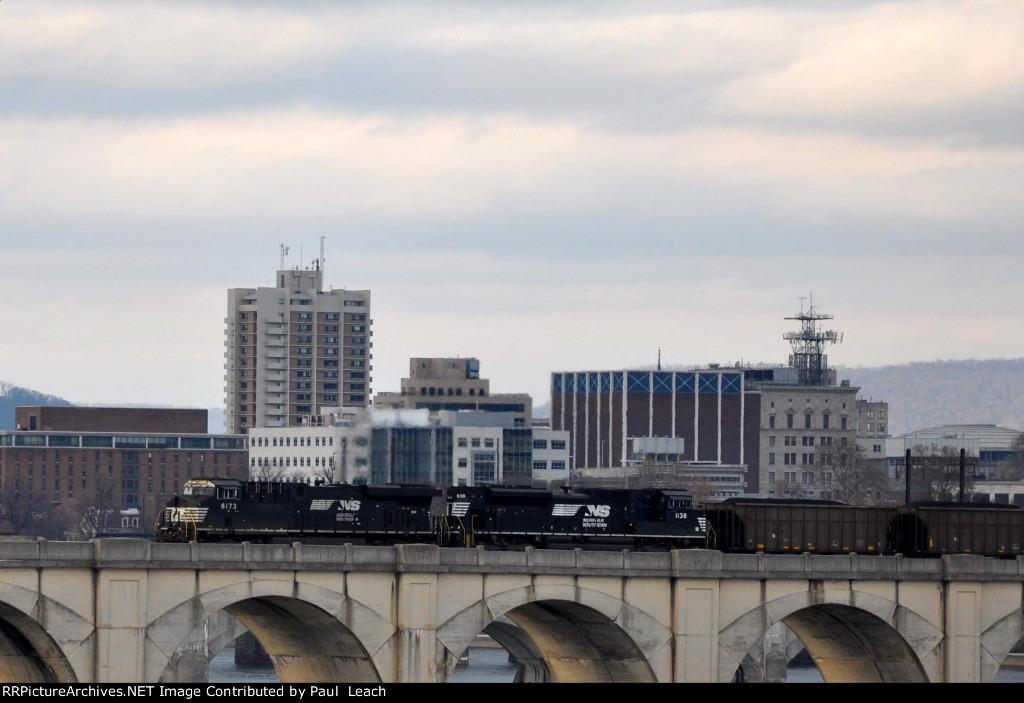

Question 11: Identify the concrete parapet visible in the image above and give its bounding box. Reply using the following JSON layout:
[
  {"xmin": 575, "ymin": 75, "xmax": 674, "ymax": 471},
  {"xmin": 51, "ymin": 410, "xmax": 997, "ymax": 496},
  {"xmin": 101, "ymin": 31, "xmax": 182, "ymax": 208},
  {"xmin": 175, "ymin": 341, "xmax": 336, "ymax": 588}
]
[
  {"xmin": 150, "ymin": 542, "xmax": 193, "ymax": 561},
  {"xmin": 248, "ymin": 543, "xmax": 296, "ymax": 564},
  {"xmin": 350, "ymin": 545, "xmax": 396, "ymax": 567},
  {"xmin": 479, "ymin": 550, "xmax": 528, "ymax": 569},
  {"xmin": 194, "ymin": 543, "xmax": 245, "ymax": 563},
  {"xmin": 94, "ymin": 538, "xmax": 150, "ymax": 562},
  {"xmin": 578, "ymin": 550, "xmax": 628, "ymax": 571},
  {"xmin": 527, "ymin": 548, "xmax": 578, "ymax": 570},
  {"xmin": 437, "ymin": 547, "xmax": 483, "ymax": 567},
  {"xmin": 629, "ymin": 551, "xmax": 672, "ymax": 572},
  {"xmin": 395, "ymin": 543, "xmax": 441, "ymax": 568},
  {"xmin": 0, "ymin": 539, "xmax": 42, "ymax": 561},
  {"xmin": 298, "ymin": 544, "xmax": 349, "ymax": 565},
  {"xmin": 672, "ymin": 549, "xmax": 723, "ymax": 573}
]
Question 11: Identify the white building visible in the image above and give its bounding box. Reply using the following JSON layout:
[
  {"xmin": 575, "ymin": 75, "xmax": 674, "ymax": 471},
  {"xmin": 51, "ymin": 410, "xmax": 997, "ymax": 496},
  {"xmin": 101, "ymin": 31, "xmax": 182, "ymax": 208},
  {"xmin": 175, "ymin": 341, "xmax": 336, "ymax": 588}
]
[{"xmin": 248, "ymin": 407, "xmax": 570, "ymax": 487}]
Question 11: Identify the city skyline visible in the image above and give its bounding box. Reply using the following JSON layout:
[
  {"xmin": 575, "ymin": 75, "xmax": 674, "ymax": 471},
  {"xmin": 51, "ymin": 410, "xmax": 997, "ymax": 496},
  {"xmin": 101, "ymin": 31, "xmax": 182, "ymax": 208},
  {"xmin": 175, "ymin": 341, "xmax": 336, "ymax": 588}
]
[{"xmin": 2, "ymin": 1, "xmax": 1023, "ymax": 409}]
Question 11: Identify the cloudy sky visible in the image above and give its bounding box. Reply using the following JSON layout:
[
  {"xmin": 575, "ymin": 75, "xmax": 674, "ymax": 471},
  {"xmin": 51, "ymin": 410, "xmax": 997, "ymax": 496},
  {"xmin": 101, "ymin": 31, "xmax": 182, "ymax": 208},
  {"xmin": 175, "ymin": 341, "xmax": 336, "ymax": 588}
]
[{"xmin": 2, "ymin": 0, "xmax": 1022, "ymax": 412}]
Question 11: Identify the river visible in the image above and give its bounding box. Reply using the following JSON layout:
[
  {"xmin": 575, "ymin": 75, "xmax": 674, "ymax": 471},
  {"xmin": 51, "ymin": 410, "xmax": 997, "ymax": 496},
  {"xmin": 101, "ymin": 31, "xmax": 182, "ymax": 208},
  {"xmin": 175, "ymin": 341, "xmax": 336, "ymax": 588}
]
[{"xmin": 209, "ymin": 642, "xmax": 1024, "ymax": 683}]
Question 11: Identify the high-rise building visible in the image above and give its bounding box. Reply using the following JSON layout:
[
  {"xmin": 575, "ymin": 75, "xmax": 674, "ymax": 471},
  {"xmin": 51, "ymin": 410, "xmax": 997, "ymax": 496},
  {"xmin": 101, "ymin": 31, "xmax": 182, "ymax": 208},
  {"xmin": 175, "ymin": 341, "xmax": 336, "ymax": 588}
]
[{"xmin": 224, "ymin": 261, "xmax": 371, "ymax": 434}]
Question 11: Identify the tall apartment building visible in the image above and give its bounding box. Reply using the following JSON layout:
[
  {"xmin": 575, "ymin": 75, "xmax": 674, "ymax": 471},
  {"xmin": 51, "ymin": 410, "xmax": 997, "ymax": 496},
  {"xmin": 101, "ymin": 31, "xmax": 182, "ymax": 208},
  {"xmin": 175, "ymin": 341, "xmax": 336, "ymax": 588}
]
[
  {"xmin": 225, "ymin": 264, "xmax": 371, "ymax": 434},
  {"xmin": 373, "ymin": 357, "xmax": 533, "ymax": 426}
]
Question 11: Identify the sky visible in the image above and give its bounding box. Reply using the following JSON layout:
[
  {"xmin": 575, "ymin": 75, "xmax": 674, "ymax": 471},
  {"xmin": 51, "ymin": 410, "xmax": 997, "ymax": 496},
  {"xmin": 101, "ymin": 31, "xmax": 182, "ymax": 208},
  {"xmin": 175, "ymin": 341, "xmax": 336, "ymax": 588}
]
[{"xmin": 2, "ymin": 0, "xmax": 1023, "ymax": 410}]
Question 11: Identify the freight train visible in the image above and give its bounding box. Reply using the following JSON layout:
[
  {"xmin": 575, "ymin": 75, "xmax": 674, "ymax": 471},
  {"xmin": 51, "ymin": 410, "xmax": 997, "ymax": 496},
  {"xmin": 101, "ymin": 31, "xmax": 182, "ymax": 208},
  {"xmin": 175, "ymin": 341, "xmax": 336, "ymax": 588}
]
[
  {"xmin": 154, "ymin": 478, "xmax": 708, "ymax": 549},
  {"xmin": 154, "ymin": 478, "xmax": 1024, "ymax": 558}
]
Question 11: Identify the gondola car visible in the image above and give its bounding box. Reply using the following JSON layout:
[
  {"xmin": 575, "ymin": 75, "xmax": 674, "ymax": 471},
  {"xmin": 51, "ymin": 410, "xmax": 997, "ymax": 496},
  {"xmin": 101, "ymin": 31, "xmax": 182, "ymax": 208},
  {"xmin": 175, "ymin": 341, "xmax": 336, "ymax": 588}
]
[
  {"xmin": 704, "ymin": 498, "xmax": 898, "ymax": 555},
  {"xmin": 155, "ymin": 478, "xmax": 442, "ymax": 544},
  {"xmin": 893, "ymin": 502, "xmax": 1024, "ymax": 557},
  {"xmin": 444, "ymin": 485, "xmax": 708, "ymax": 550}
]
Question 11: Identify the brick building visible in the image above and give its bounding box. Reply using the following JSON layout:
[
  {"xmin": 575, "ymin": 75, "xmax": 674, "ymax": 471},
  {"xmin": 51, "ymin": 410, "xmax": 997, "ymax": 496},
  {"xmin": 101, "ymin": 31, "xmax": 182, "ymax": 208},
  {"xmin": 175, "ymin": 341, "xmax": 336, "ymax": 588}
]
[{"xmin": 0, "ymin": 407, "xmax": 247, "ymax": 538}]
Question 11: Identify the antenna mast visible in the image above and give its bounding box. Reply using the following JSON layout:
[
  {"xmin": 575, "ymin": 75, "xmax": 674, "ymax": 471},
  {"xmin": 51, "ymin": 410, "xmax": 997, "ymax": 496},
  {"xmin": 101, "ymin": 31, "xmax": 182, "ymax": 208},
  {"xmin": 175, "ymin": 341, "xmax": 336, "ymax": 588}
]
[
  {"xmin": 319, "ymin": 235, "xmax": 326, "ymax": 277},
  {"xmin": 279, "ymin": 243, "xmax": 289, "ymax": 270},
  {"xmin": 783, "ymin": 294, "xmax": 843, "ymax": 386}
]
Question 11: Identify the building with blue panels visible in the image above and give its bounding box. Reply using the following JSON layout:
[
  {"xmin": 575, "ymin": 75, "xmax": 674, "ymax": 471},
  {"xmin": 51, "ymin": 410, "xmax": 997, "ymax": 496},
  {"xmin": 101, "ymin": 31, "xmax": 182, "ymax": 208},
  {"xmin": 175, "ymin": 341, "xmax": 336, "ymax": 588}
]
[{"xmin": 550, "ymin": 367, "xmax": 762, "ymax": 494}]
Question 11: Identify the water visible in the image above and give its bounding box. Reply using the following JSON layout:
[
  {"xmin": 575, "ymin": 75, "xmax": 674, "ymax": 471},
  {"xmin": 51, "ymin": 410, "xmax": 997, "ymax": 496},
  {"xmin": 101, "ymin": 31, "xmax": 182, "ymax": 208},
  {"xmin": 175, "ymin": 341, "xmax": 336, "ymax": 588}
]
[
  {"xmin": 209, "ymin": 642, "xmax": 1024, "ymax": 683},
  {"xmin": 448, "ymin": 646, "xmax": 518, "ymax": 683}
]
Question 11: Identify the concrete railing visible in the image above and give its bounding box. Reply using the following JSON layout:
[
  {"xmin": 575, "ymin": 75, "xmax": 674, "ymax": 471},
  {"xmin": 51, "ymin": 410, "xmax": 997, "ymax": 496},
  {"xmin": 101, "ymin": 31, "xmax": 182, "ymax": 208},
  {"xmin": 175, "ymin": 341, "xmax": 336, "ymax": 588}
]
[{"xmin": 3, "ymin": 539, "xmax": 1024, "ymax": 580}]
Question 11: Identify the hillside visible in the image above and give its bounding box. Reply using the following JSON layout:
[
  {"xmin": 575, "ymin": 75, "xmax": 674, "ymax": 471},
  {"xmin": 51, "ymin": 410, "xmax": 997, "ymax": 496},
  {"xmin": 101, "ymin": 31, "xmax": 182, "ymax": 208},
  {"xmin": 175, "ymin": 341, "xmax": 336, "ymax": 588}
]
[
  {"xmin": 4, "ymin": 358, "xmax": 1023, "ymax": 437},
  {"xmin": 838, "ymin": 359, "xmax": 1024, "ymax": 436},
  {"xmin": 0, "ymin": 381, "xmax": 72, "ymax": 429}
]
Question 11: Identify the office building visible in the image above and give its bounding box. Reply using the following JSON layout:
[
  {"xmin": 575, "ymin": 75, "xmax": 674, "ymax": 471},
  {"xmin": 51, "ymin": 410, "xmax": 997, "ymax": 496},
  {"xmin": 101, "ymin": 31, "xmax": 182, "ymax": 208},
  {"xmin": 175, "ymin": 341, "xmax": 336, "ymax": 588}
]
[{"xmin": 373, "ymin": 357, "xmax": 532, "ymax": 426}]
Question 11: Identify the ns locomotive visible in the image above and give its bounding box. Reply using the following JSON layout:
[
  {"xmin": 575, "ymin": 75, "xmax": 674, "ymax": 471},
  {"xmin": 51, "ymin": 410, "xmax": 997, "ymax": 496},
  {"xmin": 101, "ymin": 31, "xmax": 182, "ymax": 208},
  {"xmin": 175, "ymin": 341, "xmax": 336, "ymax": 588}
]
[{"xmin": 154, "ymin": 478, "xmax": 709, "ymax": 549}]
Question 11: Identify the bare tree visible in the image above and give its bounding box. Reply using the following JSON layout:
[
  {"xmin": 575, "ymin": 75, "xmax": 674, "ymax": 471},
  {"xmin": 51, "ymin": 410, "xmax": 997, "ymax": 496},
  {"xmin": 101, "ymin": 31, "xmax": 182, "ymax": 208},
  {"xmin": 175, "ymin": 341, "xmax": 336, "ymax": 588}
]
[
  {"xmin": 909, "ymin": 444, "xmax": 976, "ymax": 502},
  {"xmin": 250, "ymin": 462, "xmax": 286, "ymax": 481},
  {"xmin": 0, "ymin": 486, "xmax": 49, "ymax": 536},
  {"xmin": 817, "ymin": 442, "xmax": 890, "ymax": 506},
  {"xmin": 69, "ymin": 473, "xmax": 121, "ymax": 538}
]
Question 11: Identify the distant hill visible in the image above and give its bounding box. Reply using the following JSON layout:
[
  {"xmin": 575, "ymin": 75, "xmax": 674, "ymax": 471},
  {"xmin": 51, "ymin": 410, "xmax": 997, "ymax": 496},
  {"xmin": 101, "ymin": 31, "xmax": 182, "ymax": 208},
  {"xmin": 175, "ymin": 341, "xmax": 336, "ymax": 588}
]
[
  {"xmin": 837, "ymin": 359, "xmax": 1024, "ymax": 436},
  {"xmin": 0, "ymin": 381, "xmax": 225, "ymax": 433},
  {"xmin": 0, "ymin": 381, "xmax": 72, "ymax": 429},
  {"xmin": 5, "ymin": 358, "xmax": 1024, "ymax": 437}
]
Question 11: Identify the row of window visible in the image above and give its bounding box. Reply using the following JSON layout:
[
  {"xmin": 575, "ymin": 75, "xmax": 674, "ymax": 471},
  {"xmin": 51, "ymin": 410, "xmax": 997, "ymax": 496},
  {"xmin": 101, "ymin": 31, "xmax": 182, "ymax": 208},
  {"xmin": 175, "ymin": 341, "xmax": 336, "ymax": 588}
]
[
  {"xmin": 768, "ymin": 452, "xmax": 818, "ymax": 466},
  {"xmin": 767, "ymin": 471, "xmax": 834, "ymax": 485},
  {"xmin": 531, "ymin": 460, "xmax": 567, "ymax": 471},
  {"xmin": 768, "ymin": 413, "xmax": 846, "ymax": 430}
]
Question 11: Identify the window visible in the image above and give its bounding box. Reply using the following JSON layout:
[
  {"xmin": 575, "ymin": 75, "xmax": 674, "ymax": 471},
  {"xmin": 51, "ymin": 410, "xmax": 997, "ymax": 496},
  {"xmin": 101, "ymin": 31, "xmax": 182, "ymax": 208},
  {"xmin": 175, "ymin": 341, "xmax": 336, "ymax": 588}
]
[
  {"xmin": 787, "ymin": 413, "xmax": 794, "ymax": 429},
  {"xmin": 769, "ymin": 436, "xmax": 776, "ymax": 446},
  {"xmin": 297, "ymin": 312, "xmax": 312, "ymax": 320},
  {"xmin": 878, "ymin": 423, "xmax": 885, "ymax": 433},
  {"xmin": 533, "ymin": 439, "xmax": 548, "ymax": 449},
  {"xmin": 878, "ymin": 411, "xmax": 886, "ymax": 420},
  {"xmin": 551, "ymin": 440, "xmax": 566, "ymax": 450},
  {"xmin": 551, "ymin": 460, "xmax": 566, "ymax": 471},
  {"xmin": 457, "ymin": 458, "xmax": 467, "ymax": 468},
  {"xmin": 533, "ymin": 460, "xmax": 547, "ymax": 471},
  {"xmin": 351, "ymin": 360, "xmax": 365, "ymax": 367},
  {"xmin": 769, "ymin": 416, "xmax": 776, "ymax": 429},
  {"xmin": 768, "ymin": 471, "xmax": 775, "ymax": 484},
  {"xmin": 804, "ymin": 413, "xmax": 812, "ymax": 429},
  {"xmin": 471, "ymin": 438, "xmax": 480, "ymax": 448},
  {"xmin": 324, "ymin": 313, "xmax": 340, "ymax": 320},
  {"xmin": 822, "ymin": 413, "xmax": 830, "ymax": 429},
  {"xmin": 867, "ymin": 422, "xmax": 874, "ymax": 432},
  {"xmin": 457, "ymin": 438, "xmax": 467, "ymax": 447},
  {"xmin": 343, "ymin": 300, "xmax": 363, "ymax": 307},
  {"xmin": 484, "ymin": 438, "xmax": 494, "ymax": 448},
  {"xmin": 867, "ymin": 410, "xmax": 874, "ymax": 419},
  {"xmin": 841, "ymin": 416, "xmax": 848, "ymax": 430},
  {"xmin": 768, "ymin": 453, "xmax": 776, "ymax": 465}
]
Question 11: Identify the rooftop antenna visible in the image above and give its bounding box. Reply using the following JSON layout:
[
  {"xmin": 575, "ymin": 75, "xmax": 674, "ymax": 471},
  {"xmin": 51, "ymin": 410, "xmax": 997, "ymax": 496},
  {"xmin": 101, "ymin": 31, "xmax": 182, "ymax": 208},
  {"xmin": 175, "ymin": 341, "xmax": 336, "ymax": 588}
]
[
  {"xmin": 279, "ymin": 244, "xmax": 289, "ymax": 270},
  {"xmin": 657, "ymin": 348, "xmax": 662, "ymax": 371},
  {"xmin": 783, "ymin": 293, "xmax": 843, "ymax": 386},
  {"xmin": 320, "ymin": 235, "xmax": 326, "ymax": 278}
]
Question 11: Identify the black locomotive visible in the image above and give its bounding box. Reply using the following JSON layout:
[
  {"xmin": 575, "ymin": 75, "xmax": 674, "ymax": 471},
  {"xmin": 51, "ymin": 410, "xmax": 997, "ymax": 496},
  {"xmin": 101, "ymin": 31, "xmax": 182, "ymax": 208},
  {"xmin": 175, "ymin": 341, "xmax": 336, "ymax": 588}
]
[
  {"xmin": 154, "ymin": 478, "xmax": 708, "ymax": 549},
  {"xmin": 156, "ymin": 479, "xmax": 442, "ymax": 544},
  {"xmin": 443, "ymin": 485, "xmax": 708, "ymax": 550}
]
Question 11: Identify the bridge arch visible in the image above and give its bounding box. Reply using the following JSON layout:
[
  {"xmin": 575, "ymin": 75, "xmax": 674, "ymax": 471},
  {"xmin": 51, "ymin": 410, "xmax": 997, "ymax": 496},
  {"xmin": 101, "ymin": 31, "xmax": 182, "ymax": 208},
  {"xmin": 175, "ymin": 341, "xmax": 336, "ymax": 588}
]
[
  {"xmin": 981, "ymin": 607, "xmax": 1024, "ymax": 683},
  {"xmin": 718, "ymin": 588, "xmax": 938, "ymax": 683},
  {"xmin": 436, "ymin": 581, "xmax": 667, "ymax": 683},
  {"xmin": 0, "ymin": 584, "xmax": 84, "ymax": 683},
  {"xmin": 149, "ymin": 580, "xmax": 395, "ymax": 683}
]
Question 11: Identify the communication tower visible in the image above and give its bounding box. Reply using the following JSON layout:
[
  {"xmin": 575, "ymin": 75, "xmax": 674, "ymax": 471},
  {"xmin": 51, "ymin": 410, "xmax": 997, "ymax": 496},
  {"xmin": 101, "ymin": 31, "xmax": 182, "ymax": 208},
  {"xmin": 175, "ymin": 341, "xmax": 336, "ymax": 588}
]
[{"xmin": 783, "ymin": 295, "xmax": 843, "ymax": 386}]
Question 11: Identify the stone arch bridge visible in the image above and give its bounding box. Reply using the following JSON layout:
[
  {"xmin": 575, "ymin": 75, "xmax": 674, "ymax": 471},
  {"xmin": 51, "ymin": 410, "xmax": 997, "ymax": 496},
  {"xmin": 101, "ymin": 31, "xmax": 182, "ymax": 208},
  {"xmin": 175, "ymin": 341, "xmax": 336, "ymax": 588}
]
[{"xmin": 0, "ymin": 539, "xmax": 1023, "ymax": 683}]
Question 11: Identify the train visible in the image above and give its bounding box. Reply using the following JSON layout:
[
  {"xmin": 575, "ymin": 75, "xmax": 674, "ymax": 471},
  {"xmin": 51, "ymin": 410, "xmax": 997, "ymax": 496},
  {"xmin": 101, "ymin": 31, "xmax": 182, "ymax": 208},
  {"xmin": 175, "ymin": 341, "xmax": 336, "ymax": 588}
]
[
  {"xmin": 154, "ymin": 478, "xmax": 1024, "ymax": 558},
  {"xmin": 154, "ymin": 478, "xmax": 708, "ymax": 549}
]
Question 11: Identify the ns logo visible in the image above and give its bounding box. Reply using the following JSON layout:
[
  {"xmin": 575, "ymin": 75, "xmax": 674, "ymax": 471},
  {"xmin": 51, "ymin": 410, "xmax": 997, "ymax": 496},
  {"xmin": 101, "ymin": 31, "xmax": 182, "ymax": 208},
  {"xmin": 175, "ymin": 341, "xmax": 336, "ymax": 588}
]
[
  {"xmin": 586, "ymin": 505, "xmax": 611, "ymax": 518},
  {"xmin": 338, "ymin": 500, "xmax": 361, "ymax": 511}
]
